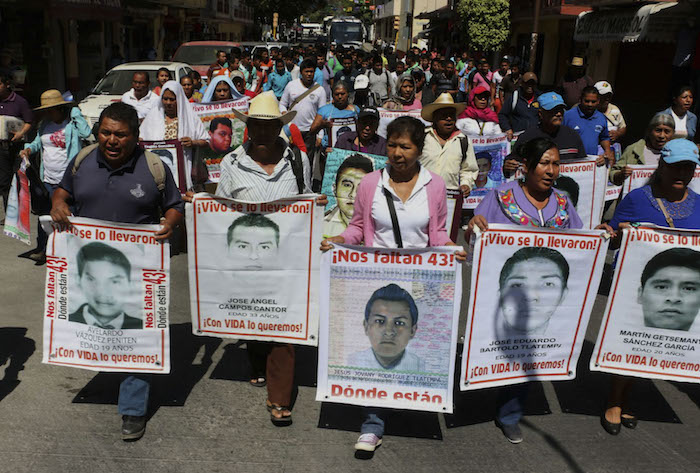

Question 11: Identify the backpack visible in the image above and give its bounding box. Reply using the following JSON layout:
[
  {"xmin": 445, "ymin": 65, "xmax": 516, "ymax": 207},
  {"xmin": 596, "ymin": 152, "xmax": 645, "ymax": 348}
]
[
  {"xmin": 230, "ymin": 143, "xmax": 306, "ymax": 194},
  {"xmin": 458, "ymin": 135, "xmax": 470, "ymax": 164},
  {"xmin": 71, "ymin": 143, "xmax": 166, "ymax": 191}
]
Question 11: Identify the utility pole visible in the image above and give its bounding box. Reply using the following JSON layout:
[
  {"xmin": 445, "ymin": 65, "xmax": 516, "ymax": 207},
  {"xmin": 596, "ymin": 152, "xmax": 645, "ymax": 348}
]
[{"xmin": 528, "ymin": 0, "xmax": 541, "ymax": 73}]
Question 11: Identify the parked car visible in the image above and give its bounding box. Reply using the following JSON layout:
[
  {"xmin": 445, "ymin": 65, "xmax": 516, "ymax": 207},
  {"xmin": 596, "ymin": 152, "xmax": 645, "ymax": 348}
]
[
  {"xmin": 172, "ymin": 41, "xmax": 240, "ymax": 84},
  {"xmin": 78, "ymin": 61, "xmax": 193, "ymax": 129}
]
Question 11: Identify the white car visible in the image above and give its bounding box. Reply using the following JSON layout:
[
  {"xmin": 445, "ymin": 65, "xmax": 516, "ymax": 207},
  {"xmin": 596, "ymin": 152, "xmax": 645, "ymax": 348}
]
[{"xmin": 79, "ymin": 61, "xmax": 194, "ymax": 129}]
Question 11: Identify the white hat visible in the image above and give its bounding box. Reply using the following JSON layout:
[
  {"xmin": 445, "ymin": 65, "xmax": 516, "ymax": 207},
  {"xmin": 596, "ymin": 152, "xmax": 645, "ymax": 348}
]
[
  {"xmin": 232, "ymin": 91, "xmax": 296, "ymax": 125},
  {"xmin": 595, "ymin": 81, "xmax": 613, "ymax": 95},
  {"xmin": 354, "ymin": 74, "xmax": 369, "ymax": 90}
]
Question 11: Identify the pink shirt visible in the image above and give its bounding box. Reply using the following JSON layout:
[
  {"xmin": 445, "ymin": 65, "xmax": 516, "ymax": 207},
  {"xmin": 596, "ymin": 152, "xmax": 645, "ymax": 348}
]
[{"xmin": 471, "ymin": 71, "xmax": 493, "ymax": 90}]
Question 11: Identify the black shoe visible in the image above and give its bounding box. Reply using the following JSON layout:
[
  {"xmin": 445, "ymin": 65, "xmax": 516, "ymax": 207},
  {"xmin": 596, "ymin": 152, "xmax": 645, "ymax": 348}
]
[
  {"xmin": 600, "ymin": 414, "xmax": 621, "ymax": 435},
  {"xmin": 496, "ymin": 420, "xmax": 523, "ymax": 444},
  {"xmin": 621, "ymin": 415, "xmax": 638, "ymax": 429},
  {"xmin": 121, "ymin": 415, "xmax": 146, "ymax": 441}
]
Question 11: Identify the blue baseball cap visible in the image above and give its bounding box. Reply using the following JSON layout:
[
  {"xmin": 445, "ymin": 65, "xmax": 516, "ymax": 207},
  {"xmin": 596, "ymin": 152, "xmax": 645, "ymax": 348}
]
[
  {"xmin": 661, "ymin": 139, "xmax": 700, "ymax": 165},
  {"xmin": 537, "ymin": 92, "xmax": 566, "ymax": 111}
]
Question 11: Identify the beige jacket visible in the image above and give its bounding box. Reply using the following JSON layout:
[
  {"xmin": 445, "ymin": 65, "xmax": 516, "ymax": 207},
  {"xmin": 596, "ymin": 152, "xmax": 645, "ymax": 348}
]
[{"xmin": 419, "ymin": 129, "xmax": 478, "ymax": 191}]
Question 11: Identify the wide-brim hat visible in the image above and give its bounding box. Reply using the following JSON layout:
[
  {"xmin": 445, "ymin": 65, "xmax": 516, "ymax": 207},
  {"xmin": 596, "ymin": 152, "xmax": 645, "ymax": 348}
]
[
  {"xmin": 421, "ymin": 93, "xmax": 466, "ymax": 122},
  {"xmin": 34, "ymin": 89, "xmax": 72, "ymax": 111},
  {"xmin": 232, "ymin": 91, "xmax": 296, "ymax": 125}
]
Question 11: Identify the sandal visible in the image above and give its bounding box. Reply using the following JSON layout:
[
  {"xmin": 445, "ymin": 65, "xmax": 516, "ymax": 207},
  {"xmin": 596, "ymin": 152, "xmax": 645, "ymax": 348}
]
[
  {"xmin": 266, "ymin": 400, "xmax": 292, "ymax": 426},
  {"xmin": 249, "ymin": 377, "xmax": 267, "ymax": 387}
]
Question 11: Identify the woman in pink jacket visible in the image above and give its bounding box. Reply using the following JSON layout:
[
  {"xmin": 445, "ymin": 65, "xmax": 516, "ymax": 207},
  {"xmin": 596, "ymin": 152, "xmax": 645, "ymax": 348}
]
[{"xmin": 321, "ymin": 116, "xmax": 465, "ymax": 456}]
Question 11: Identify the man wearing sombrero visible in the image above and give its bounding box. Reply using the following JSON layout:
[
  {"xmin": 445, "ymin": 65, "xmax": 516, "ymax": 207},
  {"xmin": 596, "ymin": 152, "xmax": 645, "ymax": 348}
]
[
  {"xmin": 216, "ymin": 91, "xmax": 327, "ymax": 426},
  {"xmin": 19, "ymin": 89, "xmax": 92, "ymax": 263},
  {"xmin": 419, "ymin": 92, "xmax": 478, "ymax": 197}
]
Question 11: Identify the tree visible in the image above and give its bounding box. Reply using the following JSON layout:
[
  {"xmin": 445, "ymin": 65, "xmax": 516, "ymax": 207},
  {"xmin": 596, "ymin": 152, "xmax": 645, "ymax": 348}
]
[{"xmin": 457, "ymin": 0, "xmax": 510, "ymax": 52}]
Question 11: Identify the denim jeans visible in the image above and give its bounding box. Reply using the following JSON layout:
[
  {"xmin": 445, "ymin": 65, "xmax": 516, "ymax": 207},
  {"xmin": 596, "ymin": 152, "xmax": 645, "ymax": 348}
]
[
  {"xmin": 497, "ymin": 383, "xmax": 530, "ymax": 426},
  {"xmin": 360, "ymin": 407, "xmax": 385, "ymax": 437},
  {"xmin": 36, "ymin": 182, "xmax": 58, "ymax": 251},
  {"xmin": 118, "ymin": 375, "xmax": 151, "ymax": 416}
]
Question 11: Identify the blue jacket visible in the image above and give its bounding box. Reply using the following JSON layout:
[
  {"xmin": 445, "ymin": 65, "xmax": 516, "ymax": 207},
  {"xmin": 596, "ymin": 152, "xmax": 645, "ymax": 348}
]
[
  {"xmin": 660, "ymin": 106, "xmax": 697, "ymax": 141},
  {"xmin": 498, "ymin": 87, "xmax": 541, "ymax": 133},
  {"xmin": 263, "ymin": 70, "xmax": 292, "ymax": 99},
  {"xmin": 24, "ymin": 106, "xmax": 92, "ymax": 180}
]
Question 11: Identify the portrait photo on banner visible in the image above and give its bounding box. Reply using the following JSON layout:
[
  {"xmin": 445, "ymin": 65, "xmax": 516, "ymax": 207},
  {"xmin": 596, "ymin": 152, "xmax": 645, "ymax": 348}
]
[
  {"xmin": 462, "ymin": 225, "xmax": 607, "ymax": 390},
  {"xmin": 187, "ymin": 195, "xmax": 321, "ymax": 344},
  {"xmin": 591, "ymin": 227, "xmax": 700, "ymax": 382},
  {"xmin": 462, "ymin": 134, "xmax": 509, "ymax": 209},
  {"xmin": 328, "ymin": 117, "xmax": 356, "ymax": 148},
  {"xmin": 555, "ymin": 156, "xmax": 607, "ymax": 229},
  {"xmin": 66, "ymin": 237, "xmax": 146, "ymax": 330},
  {"xmin": 197, "ymin": 115, "xmax": 236, "ymax": 183},
  {"xmin": 141, "ymin": 140, "xmax": 186, "ymax": 193},
  {"xmin": 321, "ymin": 149, "xmax": 387, "ymax": 238}
]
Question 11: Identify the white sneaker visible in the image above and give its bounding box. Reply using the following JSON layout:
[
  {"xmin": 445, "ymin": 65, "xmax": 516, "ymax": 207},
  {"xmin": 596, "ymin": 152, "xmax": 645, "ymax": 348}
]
[{"xmin": 354, "ymin": 433, "xmax": 383, "ymax": 452}]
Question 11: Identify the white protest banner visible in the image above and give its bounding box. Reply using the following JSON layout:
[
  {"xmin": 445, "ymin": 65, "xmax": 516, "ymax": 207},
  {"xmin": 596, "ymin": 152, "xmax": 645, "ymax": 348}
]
[
  {"xmin": 556, "ymin": 156, "xmax": 607, "ymax": 229},
  {"xmin": 328, "ymin": 117, "xmax": 356, "ymax": 148},
  {"xmin": 446, "ymin": 189, "xmax": 463, "ymax": 242},
  {"xmin": 320, "ymin": 148, "xmax": 387, "ymax": 238},
  {"xmin": 140, "ymin": 140, "xmax": 186, "ymax": 193},
  {"xmin": 591, "ymin": 226, "xmax": 700, "ymax": 383},
  {"xmin": 192, "ymin": 98, "xmax": 249, "ymax": 183},
  {"xmin": 460, "ymin": 224, "xmax": 608, "ymax": 390},
  {"xmin": 187, "ymin": 193, "xmax": 322, "ymax": 345},
  {"xmin": 317, "ymin": 245, "xmax": 462, "ymax": 413},
  {"xmin": 41, "ymin": 216, "xmax": 170, "ymax": 373},
  {"xmin": 622, "ymin": 165, "xmax": 700, "ymax": 198},
  {"xmin": 4, "ymin": 160, "xmax": 31, "ymax": 245},
  {"xmin": 463, "ymin": 134, "xmax": 510, "ymax": 210},
  {"xmin": 376, "ymin": 108, "xmax": 429, "ymax": 138},
  {"xmin": 605, "ymin": 183, "xmax": 622, "ymax": 202}
]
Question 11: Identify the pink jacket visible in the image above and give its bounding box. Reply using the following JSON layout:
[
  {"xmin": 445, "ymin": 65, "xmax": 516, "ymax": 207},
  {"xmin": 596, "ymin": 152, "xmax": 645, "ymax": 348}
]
[{"xmin": 339, "ymin": 169, "xmax": 452, "ymax": 247}]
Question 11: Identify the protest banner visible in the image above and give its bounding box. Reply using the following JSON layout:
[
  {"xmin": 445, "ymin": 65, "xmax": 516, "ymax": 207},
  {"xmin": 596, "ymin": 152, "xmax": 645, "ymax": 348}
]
[
  {"xmin": 140, "ymin": 140, "xmax": 186, "ymax": 193},
  {"xmin": 320, "ymin": 148, "xmax": 387, "ymax": 238},
  {"xmin": 462, "ymin": 134, "xmax": 510, "ymax": 210},
  {"xmin": 556, "ymin": 156, "xmax": 607, "ymax": 229},
  {"xmin": 605, "ymin": 183, "xmax": 622, "ymax": 202},
  {"xmin": 4, "ymin": 160, "xmax": 31, "ymax": 245},
  {"xmin": 192, "ymin": 98, "xmax": 249, "ymax": 182},
  {"xmin": 460, "ymin": 224, "xmax": 608, "ymax": 390},
  {"xmin": 622, "ymin": 165, "xmax": 700, "ymax": 198},
  {"xmin": 187, "ymin": 193, "xmax": 322, "ymax": 345},
  {"xmin": 41, "ymin": 216, "xmax": 170, "ymax": 373},
  {"xmin": 317, "ymin": 244, "xmax": 462, "ymax": 413},
  {"xmin": 376, "ymin": 108, "xmax": 429, "ymax": 138},
  {"xmin": 327, "ymin": 117, "xmax": 356, "ymax": 148},
  {"xmin": 591, "ymin": 226, "xmax": 700, "ymax": 383},
  {"xmin": 446, "ymin": 189, "xmax": 463, "ymax": 242}
]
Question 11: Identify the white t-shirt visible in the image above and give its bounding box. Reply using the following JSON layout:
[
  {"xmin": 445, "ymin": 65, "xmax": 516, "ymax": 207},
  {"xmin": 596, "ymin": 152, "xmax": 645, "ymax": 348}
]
[
  {"xmin": 371, "ymin": 166, "xmax": 431, "ymax": 248},
  {"xmin": 643, "ymin": 145, "xmax": 661, "ymax": 167},
  {"xmin": 41, "ymin": 119, "xmax": 69, "ymax": 185},
  {"xmin": 672, "ymin": 110, "xmax": 688, "ymax": 138},
  {"xmin": 279, "ymin": 79, "xmax": 327, "ymax": 132}
]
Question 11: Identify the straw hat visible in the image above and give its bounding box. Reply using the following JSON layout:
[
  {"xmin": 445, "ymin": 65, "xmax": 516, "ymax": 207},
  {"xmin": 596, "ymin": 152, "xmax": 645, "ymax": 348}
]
[
  {"xmin": 34, "ymin": 89, "xmax": 72, "ymax": 111},
  {"xmin": 232, "ymin": 91, "xmax": 296, "ymax": 125},
  {"xmin": 421, "ymin": 93, "xmax": 466, "ymax": 122}
]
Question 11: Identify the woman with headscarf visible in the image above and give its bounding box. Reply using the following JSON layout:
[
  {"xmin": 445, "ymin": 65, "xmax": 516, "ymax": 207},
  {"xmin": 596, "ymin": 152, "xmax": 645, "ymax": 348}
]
[
  {"xmin": 140, "ymin": 81, "xmax": 209, "ymax": 191},
  {"xmin": 382, "ymin": 73, "xmax": 421, "ymax": 111},
  {"xmin": 201, "ymin": 75, "xmax": 244, "ymax": 103},
  {"xmin": 456, "ymin": 85, "xmax": 502, "ymax": 136},
  {"xmin": 609, "ymin": 113, "xmax": 675, "ymax": 186}
]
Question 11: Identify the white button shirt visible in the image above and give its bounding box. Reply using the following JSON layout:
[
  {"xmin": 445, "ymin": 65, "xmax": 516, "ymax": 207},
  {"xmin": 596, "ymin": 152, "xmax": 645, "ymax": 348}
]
[
  {"xmin": 120, "ymin": 89, "xmax": 160, "ymax": 120},
  {"xmin": 279, "ymin": 79, "xmax": 327, "ymax": 132},
  {"xmin": 419, "ymin": 129, "xmax": 478, "ymax": 191},
  {"xmin": 371, "ymin": 166, "xmax": 431, "ymax": 249}
]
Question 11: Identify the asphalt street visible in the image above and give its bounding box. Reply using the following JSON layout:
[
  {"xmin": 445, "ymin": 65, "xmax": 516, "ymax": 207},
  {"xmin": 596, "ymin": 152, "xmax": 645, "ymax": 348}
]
[{"xmin": 1, "ymin": 220, "xmax": 699, "ymax": 473}]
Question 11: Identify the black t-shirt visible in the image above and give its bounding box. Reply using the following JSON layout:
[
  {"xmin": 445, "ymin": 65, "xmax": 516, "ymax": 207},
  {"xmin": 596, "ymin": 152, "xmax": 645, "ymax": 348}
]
[{"xmin": 510, "ymin": 125, "xmax": 587, "ymax": 161}]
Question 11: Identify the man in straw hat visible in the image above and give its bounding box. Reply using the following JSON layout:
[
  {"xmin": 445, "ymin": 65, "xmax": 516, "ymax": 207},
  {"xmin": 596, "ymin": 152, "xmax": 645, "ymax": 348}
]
[
  {"xmin": 0, "ymin": 71, "xmax": 32, "ymax": 218},
  {"xmin": 420, "ymin": 92, "xmax": 478, "ymax": 196},
  {"xmin": 559, "ymin": 56, "xmax": 593, "ymax": 109},
  {"xmin": 19, "ymin": 89, "xmax": 91, "ymax": 263},
  {"xmin": 216, "ymin": 91, "xmax": 327, "ymax": 426}
]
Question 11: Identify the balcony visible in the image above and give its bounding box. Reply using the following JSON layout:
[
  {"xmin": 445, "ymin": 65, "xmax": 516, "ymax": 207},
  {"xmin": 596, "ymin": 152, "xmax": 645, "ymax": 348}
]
[{"xmin": 511, "ymin": 0, "xmax": 591, "ymax": 19}]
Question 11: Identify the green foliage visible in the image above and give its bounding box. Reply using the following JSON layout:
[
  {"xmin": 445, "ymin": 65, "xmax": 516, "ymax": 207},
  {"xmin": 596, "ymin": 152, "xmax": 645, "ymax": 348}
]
[{"xmin": 457, "ymin": 0, "xmax": 510, "ymax": 51}]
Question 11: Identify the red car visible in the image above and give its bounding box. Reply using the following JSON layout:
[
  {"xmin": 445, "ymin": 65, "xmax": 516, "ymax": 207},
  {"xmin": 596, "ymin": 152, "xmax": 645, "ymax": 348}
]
[{"xmin": 172, "ymin": 41, "xmax": 240, "ymax": 84}]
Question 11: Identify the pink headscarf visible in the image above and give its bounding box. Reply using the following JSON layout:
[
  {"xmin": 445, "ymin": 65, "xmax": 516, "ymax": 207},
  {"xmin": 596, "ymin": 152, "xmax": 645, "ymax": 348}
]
[{"xmin": 459, "ymin": 85, "xmax": 499, "ymax": 123}]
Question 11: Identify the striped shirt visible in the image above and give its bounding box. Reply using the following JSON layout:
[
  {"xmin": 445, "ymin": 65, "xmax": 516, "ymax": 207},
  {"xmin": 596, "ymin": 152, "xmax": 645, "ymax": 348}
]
[{"xmin": 215, "ymin": 142, "xmax": 312, "ymax": 202}]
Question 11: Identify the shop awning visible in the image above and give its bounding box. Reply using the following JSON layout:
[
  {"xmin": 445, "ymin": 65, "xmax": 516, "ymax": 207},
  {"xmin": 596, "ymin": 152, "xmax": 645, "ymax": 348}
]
[
  {"xmin": 413, "ymin": 26, "xmax": 437, "ymax": 40},
  {"xmin": 415, "ymin": 5, "xmax": 454, "ymax": 21},
  {"xmin": 574, "ymin": 2, "xmax": 689, "ymax": 43}
]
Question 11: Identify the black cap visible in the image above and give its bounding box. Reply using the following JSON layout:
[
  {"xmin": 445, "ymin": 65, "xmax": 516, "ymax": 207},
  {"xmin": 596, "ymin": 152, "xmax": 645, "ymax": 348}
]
[{"xmin": 358, "ymin": 107, "xmax": 379, "ymax": 120}]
